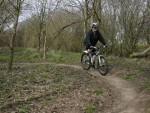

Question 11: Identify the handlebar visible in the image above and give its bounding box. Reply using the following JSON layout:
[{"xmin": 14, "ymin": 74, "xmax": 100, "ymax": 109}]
[
  {"xmin": 90, "ymin": 46, "xmax": 97, "ymax": 49},
  {"xmin": 90, "ymin": 45, "xmax": 107, "ymax": 50}
]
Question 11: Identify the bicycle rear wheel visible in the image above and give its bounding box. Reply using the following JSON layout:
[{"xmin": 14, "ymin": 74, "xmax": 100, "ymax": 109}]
[
  {"xmin": 81, "ymin": 53, "xmax": 91, "ymax": 70},
  {"xmin": 96, "ymin": 56, "xmax": 108, "ymax": 76}
]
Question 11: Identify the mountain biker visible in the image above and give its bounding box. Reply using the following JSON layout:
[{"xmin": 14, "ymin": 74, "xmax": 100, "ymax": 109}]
[{"xmin": 84, "ymin": 22, "xmax": 107, "ymax": 52}]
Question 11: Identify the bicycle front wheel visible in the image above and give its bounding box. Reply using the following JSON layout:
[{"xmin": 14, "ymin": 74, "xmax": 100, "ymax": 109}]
[
  {"xmin": 81, "ymin": 53, "xmax": 91, "ymax": 70},
  {"xmin": 97, "ymin": 56, "xmax": 108, "ymax": 76}
]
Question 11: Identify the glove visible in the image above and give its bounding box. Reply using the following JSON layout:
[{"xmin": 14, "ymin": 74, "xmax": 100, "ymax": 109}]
[{"xmin": 103, "ymin": 45, "xmax": 107, "ymax": 48}]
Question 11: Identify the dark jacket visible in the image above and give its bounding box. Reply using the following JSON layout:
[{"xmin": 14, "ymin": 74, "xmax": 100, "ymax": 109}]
[{"xmin": 84, "ymin": 30, "xmax": 106, "ymax": 49}]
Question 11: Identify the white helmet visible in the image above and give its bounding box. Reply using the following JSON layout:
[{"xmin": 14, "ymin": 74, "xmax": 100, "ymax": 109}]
[{"xmin": 91, "ymin": 22, "xmax": 98, "ymax": 28}]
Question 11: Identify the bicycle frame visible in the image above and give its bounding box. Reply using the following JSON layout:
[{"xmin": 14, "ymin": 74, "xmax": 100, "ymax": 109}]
[
  {"xmin": 89, "ymin": 47, "xmax": 104, "ymax": 66},
  {"xmin": 81, "ymin": 46, "xmax": 108, "ymax": 75}
]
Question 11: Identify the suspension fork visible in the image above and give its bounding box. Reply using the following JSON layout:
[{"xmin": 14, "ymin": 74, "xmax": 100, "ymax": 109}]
[{"xmin": 98, "ymin": 55, "xmax": 104, "ymax": 66}]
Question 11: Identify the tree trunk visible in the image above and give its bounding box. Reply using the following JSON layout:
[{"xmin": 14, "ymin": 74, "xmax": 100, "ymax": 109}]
[
  {"xmin": 130, "ymin": 47, "xmax": 150, "ymax": 58},
  {"xmin": 43, "ymin": 30, "xmax": 47, "ymax": 59},
  {"xmin": 146, "ymin": 35, "xmax": 150, "ymax": 45},
  {"xmin": 8, "ymin": 19, "xmax": 19, "ymax": 71},
  {"xmin": 92, "ymin": 0, "xmax": 102, "ymax": 24},
  {"xmin": 37, "ymin": 0, "xmax": 47, "ymax": 52},
  {"xmin": 0, "ymin": 0, "xmax": 4, "ymax": 7},
  {"xmin": 84, "ymin": 0, "xmax": 88, "ymax": 36},
  {"xmin": 38, "ymin": 31, "xmax": 42, "ymax": 51},
  {"xmin": 81, "ymin": 0, "xmax": 88, "ymax": 50},
  {"xmin": 8, "ymin": 0, "xmax": 22, "ymax": 71}
]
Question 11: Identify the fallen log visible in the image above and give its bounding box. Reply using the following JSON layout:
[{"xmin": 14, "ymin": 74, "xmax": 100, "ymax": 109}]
[{"xmin": 130, "ymin": 46, "xmax": 150, "ymax": 58}]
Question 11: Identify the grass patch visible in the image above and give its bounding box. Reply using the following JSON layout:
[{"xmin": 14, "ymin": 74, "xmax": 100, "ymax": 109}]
[
  {"xmin": 47, "ymin": 50, "xmax": 80, "ymax": 64},
  {"xmin": 94, "ymin": 89, "xmax": 103, "ymax": 96},
  {"xmin": 123, "ymin": 74, "xmax": 138, "ymax": 81},
  {"xmin": 108, "ymin": 56, "xmax": 150, "ymax": 70},
  {"xmin": 85, "ymin": 104, "xmax": 96, "ymax": 113},
  {"xmin": 18, "ymin": 105, "xmax": 30, "ymax": 113},
  {"xmin": 144, "ymin": 81, "xmax": 150, "ymax": 91},
  {"xmin": 0, "ymin": 55, "xmax": 10, "ymax": 62},
  {"xmin": 0, "ymin": 48, "xmax": 80, "ymax": 64}
]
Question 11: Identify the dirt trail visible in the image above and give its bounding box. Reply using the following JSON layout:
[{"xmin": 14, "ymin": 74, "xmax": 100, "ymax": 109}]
[
  {"xmin": 57, "ymin": 64, "xmax": 145, "ymax": 113},
  {"xmin": 11, "ymin": 63, "xmax": 146, "ymax": 113},
  {"xmin": 96, "ymin": 72, "xmax": 139, "ymax": 113}
]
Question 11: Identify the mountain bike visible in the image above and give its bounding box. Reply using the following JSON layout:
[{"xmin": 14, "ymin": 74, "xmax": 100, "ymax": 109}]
[{"xmin": 81, "ymin": 46, "xmax": 108, "ymax": 76}]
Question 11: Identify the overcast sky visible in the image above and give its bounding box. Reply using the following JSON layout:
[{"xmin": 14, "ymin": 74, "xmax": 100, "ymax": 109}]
[
  {"xmin": 19, "ymin": 0, "xmax": 83, "ymax": 22},
  {"xmin": 19, "ymin": 0, "xmax": 36, "ymax": 22}
]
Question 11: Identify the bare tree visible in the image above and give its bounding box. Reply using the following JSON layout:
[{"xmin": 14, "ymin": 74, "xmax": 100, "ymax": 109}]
[
  {"xmin": 8, "ymin": 0, "xmax": 24, "ymax": 71},
  {"xmin": 42, "ymin": 0, "xmax": 48, "ymax": 59},
  {"xmin": 0, "ymin": 0, "xmax": 147, "ymax": 57},
  {"xmin": 36, "ymin": 0, "xmax": 47, "ymax": 52},
  {"xmin": 84, "ymin": 0, "xmax": 88, "ymax": 35}
]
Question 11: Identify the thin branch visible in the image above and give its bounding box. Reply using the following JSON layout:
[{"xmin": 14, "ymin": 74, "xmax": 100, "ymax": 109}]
[{"xmin": 54, "ymin": 16, "xmax": 91, "ymax": 39}]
